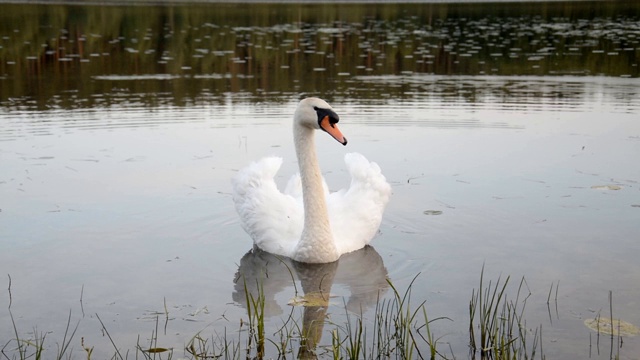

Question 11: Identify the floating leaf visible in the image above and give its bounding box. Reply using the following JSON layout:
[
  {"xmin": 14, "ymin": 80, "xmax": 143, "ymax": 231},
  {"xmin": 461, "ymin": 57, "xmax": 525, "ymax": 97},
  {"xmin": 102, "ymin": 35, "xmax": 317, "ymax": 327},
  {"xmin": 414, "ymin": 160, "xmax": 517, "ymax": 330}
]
[
  {"xmin": 288, "ymin": 296, "xmax": 307, "ymax": 306},
  {"xmin": 591, "ymin": 185, "xmax": 622, "ymax": 190},
  {"xmin": 143, "ymin": 347, "xmax": 171, "ymax": 353},
  {"xmin": 288, "ymin": 292, "xmax": 333, "ymax": 307},
  {"xmin": 423, "ymin": 210, "xmax": 443, "ymax": 216},
  {"xmin": 584, "ymin": 318, "xmax": 640, "ymax": 337}
]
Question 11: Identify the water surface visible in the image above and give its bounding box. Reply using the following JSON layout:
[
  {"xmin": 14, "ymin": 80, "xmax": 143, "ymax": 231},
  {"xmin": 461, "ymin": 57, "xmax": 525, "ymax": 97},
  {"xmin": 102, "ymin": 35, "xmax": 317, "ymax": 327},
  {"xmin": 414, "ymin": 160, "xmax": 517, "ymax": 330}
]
[{"xmin": 1, "ymin": 2, "xmax": 640, "ymax": 359}]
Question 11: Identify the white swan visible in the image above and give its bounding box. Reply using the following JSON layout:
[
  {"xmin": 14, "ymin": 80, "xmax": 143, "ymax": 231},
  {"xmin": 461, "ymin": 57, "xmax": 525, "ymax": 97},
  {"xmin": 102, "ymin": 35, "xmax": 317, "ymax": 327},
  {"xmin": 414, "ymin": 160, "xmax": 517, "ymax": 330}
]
[{"xmin": 232, "ymin": 98, "xmax": 391, "ymax": 263}]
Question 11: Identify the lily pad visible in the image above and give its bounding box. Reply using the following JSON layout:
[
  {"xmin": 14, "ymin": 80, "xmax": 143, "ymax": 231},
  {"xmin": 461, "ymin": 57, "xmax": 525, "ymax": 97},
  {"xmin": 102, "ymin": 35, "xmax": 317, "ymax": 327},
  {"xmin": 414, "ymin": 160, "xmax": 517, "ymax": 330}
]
[
  {"xmin": 423, "ymin": 210, "xmax": 443, "ymax": 216},
  {"xmin": 584, "ymin": 318, "xmax": 640, "ymax": 337},
  {"xmin": 288, "ymin": 292, "xmax": 334, "ymax": 307},
  {"xmin": 142, "ymin": 348, "xmax": 172, "ymax": 353},
  {"xmin": 591, "ymin": 185, "xmax": 622, "ymax": 191}
]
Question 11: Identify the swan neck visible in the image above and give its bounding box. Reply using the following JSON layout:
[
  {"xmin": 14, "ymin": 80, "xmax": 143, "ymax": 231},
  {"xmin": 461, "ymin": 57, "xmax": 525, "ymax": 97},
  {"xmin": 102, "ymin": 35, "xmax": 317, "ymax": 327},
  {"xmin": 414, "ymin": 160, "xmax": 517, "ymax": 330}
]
[{"xmin": 293, "ymin": 124, "xmax": 338, "ymax": 263}]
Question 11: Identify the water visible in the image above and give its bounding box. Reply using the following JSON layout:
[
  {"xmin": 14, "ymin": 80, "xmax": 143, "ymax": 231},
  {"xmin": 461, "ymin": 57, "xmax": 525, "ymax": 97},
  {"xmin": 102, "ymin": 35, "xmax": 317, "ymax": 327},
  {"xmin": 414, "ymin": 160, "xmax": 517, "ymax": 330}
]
[{"xmin": 1, "ymin": 2, "xmax": 640, "ymax": 359}]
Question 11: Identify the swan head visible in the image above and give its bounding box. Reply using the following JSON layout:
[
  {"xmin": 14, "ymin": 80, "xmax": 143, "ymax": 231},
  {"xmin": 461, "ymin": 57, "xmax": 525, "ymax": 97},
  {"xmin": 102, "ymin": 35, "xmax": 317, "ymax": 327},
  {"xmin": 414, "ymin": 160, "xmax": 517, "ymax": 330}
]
[{"xmin": 295, "ymin": 98, "xmax": 347, "ymax": 145}]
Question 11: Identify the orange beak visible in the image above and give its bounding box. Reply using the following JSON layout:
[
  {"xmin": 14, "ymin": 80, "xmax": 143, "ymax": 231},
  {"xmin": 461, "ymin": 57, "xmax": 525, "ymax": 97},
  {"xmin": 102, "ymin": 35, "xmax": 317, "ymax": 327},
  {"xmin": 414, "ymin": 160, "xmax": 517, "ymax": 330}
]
[{"xmin": 320, "ymin": 115, "xmax": 348, "ymax": 145}]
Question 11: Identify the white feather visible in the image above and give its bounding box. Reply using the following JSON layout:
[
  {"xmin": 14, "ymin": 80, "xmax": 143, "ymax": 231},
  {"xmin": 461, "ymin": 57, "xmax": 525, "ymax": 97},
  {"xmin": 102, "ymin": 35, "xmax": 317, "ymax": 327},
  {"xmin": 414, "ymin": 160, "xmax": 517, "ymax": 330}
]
[{"xmin": 232, "ymin": 98, "xmax": 391, "ymax": 263}]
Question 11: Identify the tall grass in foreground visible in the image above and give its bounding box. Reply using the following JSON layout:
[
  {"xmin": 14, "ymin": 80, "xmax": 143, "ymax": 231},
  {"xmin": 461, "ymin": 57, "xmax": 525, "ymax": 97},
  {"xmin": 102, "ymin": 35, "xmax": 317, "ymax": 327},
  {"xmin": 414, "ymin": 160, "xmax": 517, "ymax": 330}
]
[
  {"xmin": 2, "ymin": 275, "xmax": 79, "ymax": 360},
  {"xmin": 468, "ymin": 266, "xmax": 543, "ymax": 360},
  {"xmin": 3, "ymin": 270, "xmax": 553, "ymax": 360},
  {"xmin": 330, "ymin": 274, "xmax": 451, "ymax": 359}
]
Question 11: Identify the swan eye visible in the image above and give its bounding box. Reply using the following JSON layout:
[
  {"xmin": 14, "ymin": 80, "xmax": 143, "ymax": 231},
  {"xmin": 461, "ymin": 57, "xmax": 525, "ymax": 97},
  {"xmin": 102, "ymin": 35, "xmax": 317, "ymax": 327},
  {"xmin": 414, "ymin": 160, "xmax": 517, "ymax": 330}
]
[{"xmin": 314, "ymin": 107, "xmax": 339, "ymax": 126}]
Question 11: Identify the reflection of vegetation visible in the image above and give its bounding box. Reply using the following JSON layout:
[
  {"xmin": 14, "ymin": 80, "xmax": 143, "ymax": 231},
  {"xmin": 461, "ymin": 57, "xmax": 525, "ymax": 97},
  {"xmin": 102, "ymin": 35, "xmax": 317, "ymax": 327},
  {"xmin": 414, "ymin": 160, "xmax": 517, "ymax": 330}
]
[{"xmin": 0, "ymin": 2, "xmax": 638, "ymax": 109}]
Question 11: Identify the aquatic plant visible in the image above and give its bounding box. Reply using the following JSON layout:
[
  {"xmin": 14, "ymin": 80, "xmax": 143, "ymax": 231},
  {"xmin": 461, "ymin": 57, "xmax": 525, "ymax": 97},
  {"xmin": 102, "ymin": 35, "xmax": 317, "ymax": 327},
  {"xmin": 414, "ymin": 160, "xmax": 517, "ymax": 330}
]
[
  {"xmin": 0, "ymin": 269, "xmax": 570, "ymax": 359},
  {"xmin": 468, "ymin": 265, "xmax": 542, "ymax": 360},
  {"xmin": 329, "ymin": 274, "xmax": 451, "ymax": 360}
]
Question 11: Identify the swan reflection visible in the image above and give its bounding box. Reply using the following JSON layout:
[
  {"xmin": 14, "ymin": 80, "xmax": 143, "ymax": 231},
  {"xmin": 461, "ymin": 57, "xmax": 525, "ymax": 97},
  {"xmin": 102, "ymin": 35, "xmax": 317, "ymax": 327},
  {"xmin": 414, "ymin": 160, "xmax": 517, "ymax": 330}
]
[{"xmin": 233, "ymin": 246, "xmax": 389, "ymax": 357}]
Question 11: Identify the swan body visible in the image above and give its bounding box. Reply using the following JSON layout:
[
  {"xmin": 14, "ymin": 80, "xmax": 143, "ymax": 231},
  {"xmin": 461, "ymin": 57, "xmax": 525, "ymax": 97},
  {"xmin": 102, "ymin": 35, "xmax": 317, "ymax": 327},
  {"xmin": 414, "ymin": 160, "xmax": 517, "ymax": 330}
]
[{"xmin": 232, "ymin": 98, "xmax": 391, "ymax": 263}]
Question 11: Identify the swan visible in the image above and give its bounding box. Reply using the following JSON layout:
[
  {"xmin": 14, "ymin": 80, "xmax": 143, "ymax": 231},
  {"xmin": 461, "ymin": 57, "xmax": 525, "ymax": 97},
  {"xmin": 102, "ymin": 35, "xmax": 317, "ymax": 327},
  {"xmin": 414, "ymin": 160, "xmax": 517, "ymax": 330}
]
[{"xmin": 232, "ymin": 97, "xmax": 391, "ymax": 263}]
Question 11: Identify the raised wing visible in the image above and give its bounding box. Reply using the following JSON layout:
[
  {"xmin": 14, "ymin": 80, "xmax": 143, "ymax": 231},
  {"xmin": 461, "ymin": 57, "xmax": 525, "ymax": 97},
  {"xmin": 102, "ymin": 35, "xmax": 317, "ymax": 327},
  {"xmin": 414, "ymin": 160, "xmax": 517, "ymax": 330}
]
[
  {"xmin": 328, "ymin": 152, "xmax": 392, "ymax": 255},
  {"xmin": 232, "ymin": 157, "xmax": 303, "ymax": 257}
]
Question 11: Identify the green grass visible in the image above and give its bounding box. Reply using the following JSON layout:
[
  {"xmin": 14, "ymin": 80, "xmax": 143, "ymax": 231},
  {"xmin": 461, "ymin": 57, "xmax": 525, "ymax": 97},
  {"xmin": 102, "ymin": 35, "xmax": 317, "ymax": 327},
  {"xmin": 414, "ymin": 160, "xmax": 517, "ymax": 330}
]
[
  {"xmin": 242, "ymin": 278, "xmax": 266, "ymax": 359},
  {"xmin": 3, "ymin": 269, "xmax": 555, "ymax": 360},
  {"xmin": 330, "ymin": 274, "xmax": 441, "ymax": 359},
  {"xmin": 468, "ymin": 265, "xmax": 543, "ymax": 360}
]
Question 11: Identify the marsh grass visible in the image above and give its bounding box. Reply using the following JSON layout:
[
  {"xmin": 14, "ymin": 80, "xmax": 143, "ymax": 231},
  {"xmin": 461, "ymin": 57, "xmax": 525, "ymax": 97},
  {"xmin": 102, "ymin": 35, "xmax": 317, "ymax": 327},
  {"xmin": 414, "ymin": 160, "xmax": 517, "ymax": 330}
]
[
  {"xmin": 326, "ymin": 274, "xmax": 453, "ymax": 359},
  {"xmin": 242, "ymin": 278, "xmax": 267, "ymax": 359},
  {"xmin": 468, "ymin": 265, "xmax": 543, "ymax": 360},
  {"xmin": 135, "ymin": 313, "xmax": 174, "ymax": 360},
  {"xmin": 2, "ymin": 275, "xmax": 79, "ymax": 360},
  {"xmin": 3, "ymin": 269, "xmax": 553, "ymax": 360},
  {"xmin": 3, "ymin": 308, "xmax": 79, "ymax": 360},
  {"xmin": 585, "ymin": 291, "xmax": 628, "ymax": 360}
]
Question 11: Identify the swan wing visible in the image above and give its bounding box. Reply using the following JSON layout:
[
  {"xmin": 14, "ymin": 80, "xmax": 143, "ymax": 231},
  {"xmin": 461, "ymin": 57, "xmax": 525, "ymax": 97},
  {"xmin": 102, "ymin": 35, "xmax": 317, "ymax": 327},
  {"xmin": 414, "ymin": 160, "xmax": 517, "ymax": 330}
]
[
  {"xmin": 232, "ymin": 157, "xmax": 303, "ymax": 257},
  {"xmin": 328, "ymin": 152, "xmax": 391, "ymax": 255}
]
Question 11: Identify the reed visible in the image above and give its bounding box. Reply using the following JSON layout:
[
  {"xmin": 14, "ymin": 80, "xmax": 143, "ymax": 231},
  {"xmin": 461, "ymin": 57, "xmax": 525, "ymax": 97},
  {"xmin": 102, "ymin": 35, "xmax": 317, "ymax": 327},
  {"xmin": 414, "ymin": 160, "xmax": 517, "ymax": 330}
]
[
  {"xmin": 468, "ymin": 265, "xmax": 543, "ymax": 360},
  {"xmin": 3, "ymin": 310, "xmax": 79, "ymax": 360},
  {"xmin": 3, "ymin": 269, "xmax": 553, "ymax": 360},
  {"xmin": 2, "ymin": 275, "xmax": 79, "ymax": 360},
  {"xmin": 136, "ymin": 315, "xmax": 174, "ymax": 360},
  {"xmin": 328, "ymin": 273, "xmax": 452, "ymax": 359},
  {"xmin": 242, "ymin": 277, "xmax": 266, "ymax": 358}
]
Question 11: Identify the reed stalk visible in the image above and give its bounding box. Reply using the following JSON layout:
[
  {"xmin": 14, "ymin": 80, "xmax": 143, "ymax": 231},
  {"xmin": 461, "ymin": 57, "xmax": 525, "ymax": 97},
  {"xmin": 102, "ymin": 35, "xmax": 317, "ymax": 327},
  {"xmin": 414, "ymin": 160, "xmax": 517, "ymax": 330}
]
[{"xmin": 3, "ymin": 269, "xmax": 555, "ymax": 360}]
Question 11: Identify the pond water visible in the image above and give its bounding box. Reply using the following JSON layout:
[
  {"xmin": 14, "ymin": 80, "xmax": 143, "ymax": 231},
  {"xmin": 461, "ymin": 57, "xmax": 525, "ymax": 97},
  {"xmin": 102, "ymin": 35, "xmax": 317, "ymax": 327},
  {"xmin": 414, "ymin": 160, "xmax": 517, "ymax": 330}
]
[{"xmin": 1, "ymin": 2, "xmax": 639, "ymax": 359}]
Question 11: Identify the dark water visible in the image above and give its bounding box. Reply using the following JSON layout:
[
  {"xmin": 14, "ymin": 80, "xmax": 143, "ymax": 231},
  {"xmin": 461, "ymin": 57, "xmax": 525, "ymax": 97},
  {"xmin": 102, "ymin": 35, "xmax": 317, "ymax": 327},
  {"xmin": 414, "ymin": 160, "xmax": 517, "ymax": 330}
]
[
  {"xmin": 1, "ymin": 1, "xmax": 639, "ymax": 112},
  {"xmin": 1, "ymin": 2, "xmax": 640, "ymax": 359}
]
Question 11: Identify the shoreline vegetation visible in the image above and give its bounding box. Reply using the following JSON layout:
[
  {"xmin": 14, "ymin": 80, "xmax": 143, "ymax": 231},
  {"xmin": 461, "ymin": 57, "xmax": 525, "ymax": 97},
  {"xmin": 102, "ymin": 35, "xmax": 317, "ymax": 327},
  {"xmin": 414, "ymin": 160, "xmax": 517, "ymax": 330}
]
[{"xmin": 2, "ymin": 269, "xmax": 631, "ymax": 359}]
